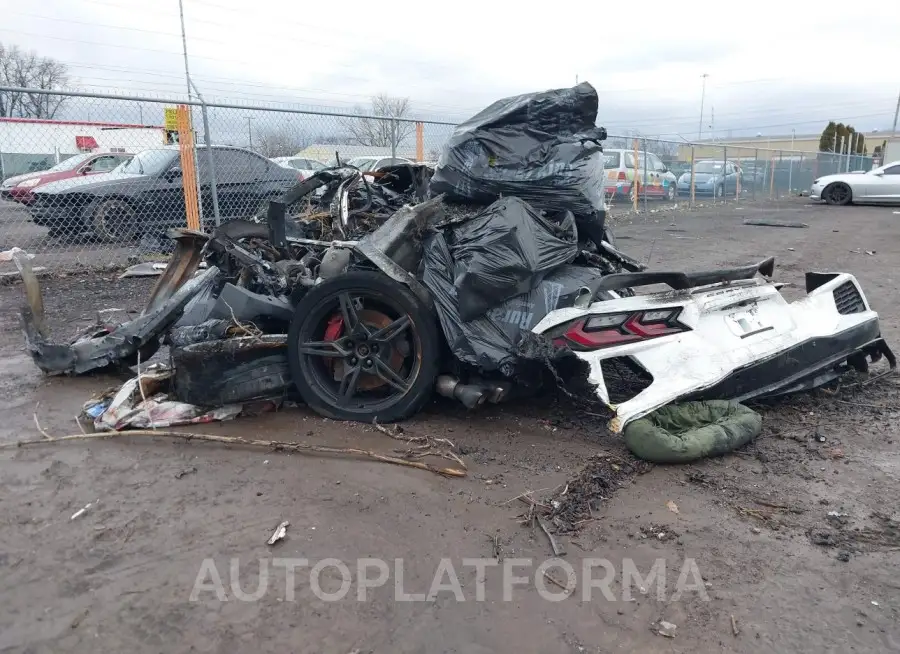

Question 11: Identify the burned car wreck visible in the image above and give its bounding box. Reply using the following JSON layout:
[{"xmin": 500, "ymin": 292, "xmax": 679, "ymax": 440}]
[{"xmin": 14, "ymin": 82, "xmax": 895, "ymax": 434}]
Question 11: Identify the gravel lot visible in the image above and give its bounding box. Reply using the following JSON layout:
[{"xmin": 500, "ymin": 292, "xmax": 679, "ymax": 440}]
[{"xmin": 1, "ymin": 198, "xmax": 899, "ymax": 653}]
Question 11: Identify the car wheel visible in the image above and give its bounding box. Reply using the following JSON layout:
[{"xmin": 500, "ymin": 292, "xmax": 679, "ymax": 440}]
[
  {"xmin": 824, "ymin": 182, "xmax": 852, "ymax": 206},
  {"xmin": 92, "ymin": 198, "xmax": 138, "ymax": 243},
  {"xmin": 287, "ymin": 270, "xmax": 440, "ymax": 423}
]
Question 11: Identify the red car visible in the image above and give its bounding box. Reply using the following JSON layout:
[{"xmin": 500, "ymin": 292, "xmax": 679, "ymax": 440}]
[{"xmin": 1, "ymin": 151, "xmax": 133, "ymax": 205}]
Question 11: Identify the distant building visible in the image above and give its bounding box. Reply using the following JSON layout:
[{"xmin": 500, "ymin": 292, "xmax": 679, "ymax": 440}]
[
  {"xmin": 676, "ymin": 131, "xmax": 886, "ymax": 162},
  {"xmin": 0, "ymin": 117, "xmax": 165, "ymax": 179}
]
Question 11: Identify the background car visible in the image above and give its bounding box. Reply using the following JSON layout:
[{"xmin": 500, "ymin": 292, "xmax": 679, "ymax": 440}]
[
  {"xmin": 343, "ymin": 156, "xmax": 415, "ymax": 172},
  {"xmin": 29, "ymin": 145, "xmax": 299, "ymax": 241},
  {"xmin": 810, "ymin": 160, "xmax": 900, "ymax": 205},
  {"xmin": 1, "ymin": 151, "xmax": 133, "ymax": 205},
  {"xmin": 270, "ymin": 156, "xmax": 326, "ymax": 181},
  {"xmin": 676, "ymin": 160, "xmax": 741, "ymax": 198},
  {"xmin": 602, "ymin": 149, "xmax": 677, "ymax": 201}
]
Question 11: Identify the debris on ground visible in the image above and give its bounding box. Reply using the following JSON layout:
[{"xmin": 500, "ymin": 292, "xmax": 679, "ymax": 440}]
[
  {"xmin": 70, "ymin": 502, "xmax": 93, "ymax": 520},
  {"xmin": 267, "ymin": 521, "xmax": 289, "ymax": 545},
  {"xmin": 743, "ymin": 218, "xmax": 809, "ymax": 228},
  {"xmin": 534, "ymin": 455, "xmax": 652, "ymax": 533},
  {"xmin": 656, "ymin": 621, "xmax": 677, "ymax": 638}
]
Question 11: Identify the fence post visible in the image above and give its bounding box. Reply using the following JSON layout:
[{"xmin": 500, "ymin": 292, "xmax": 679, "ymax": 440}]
[
  {"xmin": 752, "ymin": 149, "xmax": 758, "ymax": 200},
  {"xmin": 788, "ymin": 149, "xmax": 793, "ymax": 197},
  {"xmin": 689, "ymin": 145, "xmax": 695, "ymax": 207},
  {"xmin": 722, "ymin": 146, "xmax": 728, "ymax": 203},
  {"xmin": 189, "ymin": 78, "xmax": 220, "ymax": 227},
  {"xmin": 632, "ymin": 138, "xmax": 640, "ymax": 212},
  {"xmin": 390, "ymin": 119, "xmax": 397, "ymax": 159},
  {"xmin": 416, "ymin": 122, "xmax": 424, "ymax": 162},
  {"xmin": 176, "ymin": 105, "xmax": 201, "ymax": 231},
  {"xmin": 769, "ymin": 153, "xmax": 776, "ymax": 199},
  {"xmin": 642, "ymin": 138, "xmax": 648, "ymax": 213}
]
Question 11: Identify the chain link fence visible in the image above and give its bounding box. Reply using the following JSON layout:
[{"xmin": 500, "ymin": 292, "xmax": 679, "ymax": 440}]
[
  {"xmin": 1, "ymin": 86, "xmax": 879, "ymax": 273},
  {"xmin": 602, "ymin": 133, "xmax": 876, "ymax": 214},
  {"xmin": 0, "ymin": 86, "xmax": 454, "ymax": 272}
]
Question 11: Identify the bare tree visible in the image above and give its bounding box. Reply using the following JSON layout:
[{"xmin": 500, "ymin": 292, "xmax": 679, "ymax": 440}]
[
  {"xmin": 0, "ymin": 43, "xmax": 71, "ymax": 118},
  {"xmin": 254, "ymin": 125, "xmax": 311, "ymax": 158},
  {"xmin": 342, "ymin": 94, "xmax": 414, "ymax": 150}
]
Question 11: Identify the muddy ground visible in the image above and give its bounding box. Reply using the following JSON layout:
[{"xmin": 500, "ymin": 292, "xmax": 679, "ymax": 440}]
[{"xmin": 1, "ymin": 198, "xmax": 899, "ymax": 653}]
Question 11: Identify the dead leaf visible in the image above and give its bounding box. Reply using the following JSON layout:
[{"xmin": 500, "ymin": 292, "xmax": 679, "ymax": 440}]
[{"xmin": 666, "ymin": 500, "xmax": 680, "ymax": 514}]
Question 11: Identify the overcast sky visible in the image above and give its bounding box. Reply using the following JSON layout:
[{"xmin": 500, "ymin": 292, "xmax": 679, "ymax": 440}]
[{"xmin": 2, "ymin": 0, "xmax": 898, "ymax": 139}]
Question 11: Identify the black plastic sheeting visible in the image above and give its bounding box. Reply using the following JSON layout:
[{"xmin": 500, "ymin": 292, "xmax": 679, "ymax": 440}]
[
  {"xmin": 421, "ymin": 196, "xmax": 587, "ymax": 372},
  {"xmin": 429, "ymin": 82, "xmax": 607, "ymax": 219},
  {"xmin": 444, "ymin": 197, "xmax": 578, "ymax": 321}
]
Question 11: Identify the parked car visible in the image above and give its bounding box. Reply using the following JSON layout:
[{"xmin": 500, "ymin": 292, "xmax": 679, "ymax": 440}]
[
  {"xmin": 676, "ymin": 160, "xmax": 741, "ymax": 198},
  {"xmin": 343, "ymin": 156, "xmax": 415, "ymax": 172},
  {"xmin": 602, "ymin": 149, "xmax": 677, "ymax": 201},
  {"xmin": 1, "ymin": 151, "xmax": 134, "ymax": 205},
  {"xmin": 29, "ymin": 145, "xmax": 299, "ymax": 241},
  {"xmin": 810, "ymin": 161, "xmax": 900, "ymax": 205},
  {"xmin": 270, "ymin": 156, "xmax": 326, "ymax": 180}
]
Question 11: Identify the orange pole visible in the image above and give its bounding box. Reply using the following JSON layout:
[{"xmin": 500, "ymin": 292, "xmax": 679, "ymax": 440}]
[
  {"xmin": 415, "ymin": 122, "xmax": 424, "ymax": 162},
  {"xmin": 176, "ymin": 105, "xmax": 201, "ymax": 231}
]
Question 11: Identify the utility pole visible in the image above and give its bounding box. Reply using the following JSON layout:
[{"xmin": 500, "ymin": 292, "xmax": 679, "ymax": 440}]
[
  {"xmin": 698, "ymin": 73, "xmax": 709, "ymax": 141},
  {"xmin": 892, "ymin": 87, "xmax": 899, "ymax": 135},
  {"xmin": 178, "ymin": 0, "xmax": 192, "ymax": 100}
]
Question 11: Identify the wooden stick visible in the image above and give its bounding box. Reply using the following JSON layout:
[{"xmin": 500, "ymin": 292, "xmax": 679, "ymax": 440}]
[
  {"xmin": 731, "ymin": 614, "xmax": 740, "ymax": 637},
  {"xmin": 542, "ymin": 570, "xmax": 571, "ymax": 593},
  {"xmin": 841, "ymin": 369, "xmax": 895, "ymax": 388},
  {"xmin": 32, "ymin": 404, "xmax": 52, "ymax": 440},
  {"xmin": 2, "ymin": 430, "xmax": 467, "ymax": 478},
  {"xmin": 536, "ymin": 514, "xmax": 566, "ymax": 556},
  {"xmin": 832, "ymin": 399, "xmax": 900, "ymax": 411}
]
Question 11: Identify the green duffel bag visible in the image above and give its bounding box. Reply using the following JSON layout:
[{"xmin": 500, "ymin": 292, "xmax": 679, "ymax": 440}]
[{"xmin": 623, "ymin": 400, "xmax": 762, "ymax": 464}]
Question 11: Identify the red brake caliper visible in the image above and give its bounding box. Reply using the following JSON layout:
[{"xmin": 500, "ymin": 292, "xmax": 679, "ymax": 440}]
[{"xmin": 323, "ymin": 313, "xmax": 344, "ymax": 342}]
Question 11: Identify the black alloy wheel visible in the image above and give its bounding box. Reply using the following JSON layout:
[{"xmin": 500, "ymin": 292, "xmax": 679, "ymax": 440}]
[{"xmin": 287, "ymin": 271, "xmax": 440, "ymax": 422}]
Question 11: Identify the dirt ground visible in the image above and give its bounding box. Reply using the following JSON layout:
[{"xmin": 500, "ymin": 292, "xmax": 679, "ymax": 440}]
[{"xmin": 1, "ymin": 198, "xmax": 899, "ymax": 654}]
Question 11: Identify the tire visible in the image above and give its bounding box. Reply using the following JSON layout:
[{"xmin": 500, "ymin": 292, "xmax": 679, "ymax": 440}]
[
  {"xmin": 287, "ymin": 270, "xmax": 440, "ymax": 423},
  {"xmin": 824, "ymin": 182, "xmax": 852, "ymax": 206},
  {"xmin": 172, "ymin": 335, "xmax": 293, "ymax": 406},
  {"xmin": 92, "ymin": 198, "xmax": 138, "ymax": 243}
]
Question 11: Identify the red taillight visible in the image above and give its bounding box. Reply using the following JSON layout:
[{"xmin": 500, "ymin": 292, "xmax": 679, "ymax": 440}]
[
  {"xmin": 617, "ymin": 171, "xmax": 627, "ymax": 181},
  {"xmin": 555, "ymin": 309, "xmax": 687, "ymax": 351}
]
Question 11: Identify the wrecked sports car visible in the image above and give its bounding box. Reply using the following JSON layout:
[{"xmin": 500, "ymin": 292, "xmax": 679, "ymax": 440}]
[{"xmin": 11, "ymin": 82, "xmax": 895, "ymax": 433}]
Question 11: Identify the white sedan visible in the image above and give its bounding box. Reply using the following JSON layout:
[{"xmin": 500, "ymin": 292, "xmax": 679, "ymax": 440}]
[
  {"xmin": 810, "ymin": 160, "xmax": 900, "ymax": 205},
  {"xmin": 270, "ymin": 156, "xmax": 327, "ymax": 181}
]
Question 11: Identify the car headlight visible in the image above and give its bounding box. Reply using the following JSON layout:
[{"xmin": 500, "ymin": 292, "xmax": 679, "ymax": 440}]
[
  {"xmin": 812, "ymin": 178, "xmax": 820, "ymax": 185},
  {"xmin": 17, "ymin": 178, "xmax": 42, "ymax": 188}
]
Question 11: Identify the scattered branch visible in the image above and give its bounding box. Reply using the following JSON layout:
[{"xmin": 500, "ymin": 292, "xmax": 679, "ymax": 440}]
[{"xmin": 4, "ymin": 429, "xmax": 466, "ymax": 478}]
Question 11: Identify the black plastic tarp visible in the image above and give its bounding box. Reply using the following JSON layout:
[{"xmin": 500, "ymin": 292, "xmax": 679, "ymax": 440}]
[
  {"xmin": 423, "ymin": 197, "xmax": 596, "ymax": 372},
  {"xmin": 429, "ymin": 82, "xmax": 607, "ymax": 218},
  {"xmin": 445, "ymin": 197, "xmax": 578, "ymax": 321}
]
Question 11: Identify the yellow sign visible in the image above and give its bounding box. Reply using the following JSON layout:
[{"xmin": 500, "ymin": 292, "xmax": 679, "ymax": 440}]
[{"xmin": 164, "ymin": 107, "xmax": 178, "ymax": 131}]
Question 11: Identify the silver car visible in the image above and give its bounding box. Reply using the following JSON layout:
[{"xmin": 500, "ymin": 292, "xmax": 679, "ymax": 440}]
[{"xmin": 810, "ymin": 160, "xmax": 900, "ymax": 205}]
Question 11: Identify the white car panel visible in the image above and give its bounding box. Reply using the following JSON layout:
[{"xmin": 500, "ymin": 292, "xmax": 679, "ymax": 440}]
[{"xmin": 533, "ymin": 274, "xmax": 883, "ymax": 432}]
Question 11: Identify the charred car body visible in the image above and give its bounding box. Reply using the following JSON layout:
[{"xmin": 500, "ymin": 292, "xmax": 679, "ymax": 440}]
[{"xmin": 15, "ymin": 83, "xmax": 895, "ymax": 432}]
